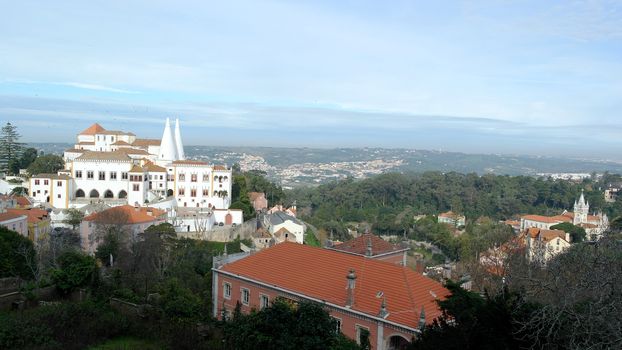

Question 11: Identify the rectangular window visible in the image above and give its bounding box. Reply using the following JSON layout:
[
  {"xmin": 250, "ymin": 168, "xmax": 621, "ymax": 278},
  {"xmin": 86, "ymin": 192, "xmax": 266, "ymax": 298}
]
[
  {"xmin": 203, "ymin": 174, "xmax": 209, "ymax": 181},
  {"xmin": 87, "ymin": 171, "xmax": 94, "ymax": 179},
  {"xmin": 178, "ymin": 188, "xmax": 185, "ymax": 196},
  {"xmin": 179, "ymin": 173, "xmax": 185, "ymax": 181},
  {"xmin": 44, "ymin": 180, "xmax": 49, "ymax": 185},
  {"xmin": 75, "ymin": 170, "xmax": 82, "ymax": 178},
  {"xmin": 331, "ymin": 317, "xmax": 342, "ymax": 333},
  {"xmin": 160, "ymin": 175, "xmax": 163, "ymax": 180},
  {"xmin": 57, "ymin": 194, "xmax": 61, "ymax": 199},
  {"xmin": 356, "ymin": 325, "xmax": 370, "ymax": 346},
  {"xmin": 56, "ymin": 181, "xmax": 62, "ymax": 186},
  {"xmin": 99, "ymin": 171, "xmax": 105, "ymax": 180},
  {"xmin": 133, "ymin": 184, "xmax": 140, "ymax": 191},
  {"xmin": 202, "ymin": 189, "xmax": 209, "ymax": 196},
  {"xmin": 34, "ymin": 180, "xmax": 40, "ymax": 185},
  {"xmin": 241, "ymin": 288, "xmax": 250, "ymax": 306},
  {"xmin": 190, "ymin": 189, "xmax": 197, "ymax": 197},
  {"xmin": 224, "ymin": 282, "xmax": 231, "ymax": 299},
  {"xmin": 191, "ymin": 174, "xmax": 197, "ymax": 182},
  {"xmin": 110, "ymin": 172, "xmax": 117, "ymax": 180},
  {"xmin": 121, "ymin": 172, "xmax": 128, "ymax": 180},
  {"xmin": 260, "ymin": 294, "xmax": 269, "ymax": 310}
]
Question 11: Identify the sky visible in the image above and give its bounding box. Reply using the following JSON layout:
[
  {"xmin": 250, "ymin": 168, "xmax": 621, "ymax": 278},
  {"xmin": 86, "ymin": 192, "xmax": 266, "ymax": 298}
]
[{"xmin": 0, "ymin": 0, "xmax": 621, "ymax": 159}]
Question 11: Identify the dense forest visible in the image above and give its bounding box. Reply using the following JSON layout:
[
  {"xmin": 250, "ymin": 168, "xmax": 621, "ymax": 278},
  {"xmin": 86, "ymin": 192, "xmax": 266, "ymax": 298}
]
[{"xmin": 286, "ymin": 171, "xmax": 622, "ymax": 237}]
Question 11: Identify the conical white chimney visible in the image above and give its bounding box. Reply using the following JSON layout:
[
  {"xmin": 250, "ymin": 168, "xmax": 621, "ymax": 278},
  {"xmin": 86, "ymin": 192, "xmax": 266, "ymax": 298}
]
[
  {"xmin": 159, "ymin": 117, "xmax": 178, "ymax": 161},
  {"xmin": 174, "ymin": 118, "xmax": 185, "ymax": 160}
]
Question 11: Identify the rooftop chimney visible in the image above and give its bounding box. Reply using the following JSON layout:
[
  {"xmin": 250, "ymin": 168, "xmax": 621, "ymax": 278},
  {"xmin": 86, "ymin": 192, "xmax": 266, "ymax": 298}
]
[
  {"xmin": 346, "ymin": 268, "xmax": 357, "ymax": 307},
  {"xmin": 366, "ymin": 237, "xmax": 373, "ymax": 257},
  {"xmin": 378, "ymin": 297, "xmax": 389, "ymax": 318}
]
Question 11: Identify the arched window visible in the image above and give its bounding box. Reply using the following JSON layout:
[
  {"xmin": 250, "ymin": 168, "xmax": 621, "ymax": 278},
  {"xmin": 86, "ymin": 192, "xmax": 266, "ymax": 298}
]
[
  {"xmin": 89, "ymin": 189, "xmax": 99, "ymax": 198},
  {"xmin": 118, "ymin": 190, "xmax": 127, "ymax": 199},
  {"xmin": 104, "ymin": 190, "xmax": 114, "ymax": 198},
  {"xmin": 75, "ymin": 189, "xmax": 85, "ymax": 198}
]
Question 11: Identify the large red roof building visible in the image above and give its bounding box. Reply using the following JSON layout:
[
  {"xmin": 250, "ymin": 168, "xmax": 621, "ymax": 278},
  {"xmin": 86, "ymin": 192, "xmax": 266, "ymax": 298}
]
[{"xmin": 212, "ymin": 242, "xmax": 448, "ymax": 349}]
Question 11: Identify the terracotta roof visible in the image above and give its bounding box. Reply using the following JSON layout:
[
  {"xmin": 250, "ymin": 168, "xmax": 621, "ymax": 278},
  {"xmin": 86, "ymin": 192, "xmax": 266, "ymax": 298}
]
[
  {"xmin": 172, "ymin": 160, "xmax": 209, "ymax": 166},
  {"xmin": 142, "ymin": 161, "xmax": 166, "ymax": 172},
  {"xmin": 587, "ymin": 215, "xmax": 601, "ymax": 221},
  {"xmin": 121, "ymin": 148, "xmax": 151, "ymax": 156},
  {"xmin": 220, "ymin": 242, "xmax": 448, "ymax": 327},
  {"xmin": 248, "ymin": 192, "xmax": 265, "ymax": 201},
  {"xmin": 78, "ymin": 141, "xmax": 95, "ymax": 145},
  {"xmin": 504, "ymin": 220, "xmax": 520, "ymax": 226},
  {"xmin": 75, "ymin": 150, "xmax": 132, "ymax": 162},
  {"xmin": 213, "ymin": 165, "xmax": 228, "ymax": 171},
  {"xmin": 65, "ymin": 148, "xmax": 84, "ymax": 153},
  {"xmin": 438, "ymin": 211, "xmax": 464, "ymax": 219},
  {"xmin": 84, "ymin": 205, "xmax": 166, "ymax": 224},
  {"xmin": 79, "ymin": 123, "xmax": 105, "ymax": 135},
  {"xmin": 14, "ymin": 197, "xmax": 31, "ymax": 206},
  {"xmin": 522, "ymin": 214, "xmax": 571, "ymax": 224},
  {"xmin": 132, "ymin": 139, "xmax": 160, "ymax": 147},
  {"xmin": 31, "ymin": 173, "xmax": 71, "ymax": 180},
  {"xmin": 579, "ymin": 223, "xmax": 598, "ymax": 229},
  {"xmin": 7, "ymin": 208, "xmax": 49, "ymax": 224},
  {"xmin": 0, "ymin": 211, "xmax": 27, "ymax": 223},
  {"xmin": 332, "ymin": 233, "xmax": 407, "ymax": 256},
  {"xmin": 527, "ymin": 228, "xmax": 567, "ymax": 242},
  {"xmin": 112, "ymin": 140, "xmax": 130, "ymax": 146},
  {"xmin": 129, "ymin": 165, "xmax": 145, "ymax": 173}
]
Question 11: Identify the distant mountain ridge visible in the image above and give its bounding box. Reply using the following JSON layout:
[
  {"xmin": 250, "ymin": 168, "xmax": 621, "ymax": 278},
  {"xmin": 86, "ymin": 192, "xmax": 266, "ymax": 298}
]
[{"xmin": 31, "ymin": 143, "xmax": 622, "ymax": 187}]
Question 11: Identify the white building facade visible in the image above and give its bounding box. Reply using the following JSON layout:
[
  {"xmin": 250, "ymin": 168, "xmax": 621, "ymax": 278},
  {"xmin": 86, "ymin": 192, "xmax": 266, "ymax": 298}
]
[{"xmin": 30, "ymin": 119, "xmax": 233, "ymax": 212}]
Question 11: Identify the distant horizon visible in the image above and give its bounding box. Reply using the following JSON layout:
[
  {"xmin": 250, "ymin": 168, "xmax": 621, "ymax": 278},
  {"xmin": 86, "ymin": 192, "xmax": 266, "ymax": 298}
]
[{"xmin": 2, "ymin": 1, "xmax": 621, "ymax": 160}]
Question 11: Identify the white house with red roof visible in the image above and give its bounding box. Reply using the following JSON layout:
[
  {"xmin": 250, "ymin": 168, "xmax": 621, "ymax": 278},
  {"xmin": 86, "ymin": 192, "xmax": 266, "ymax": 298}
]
[
  {"xmin": 213, "ymin": 242, "xmax": 449, "ymax": 350},
  {"xmin": 520, "ymin": 191, "xmax": 608, "ymax": 241}
]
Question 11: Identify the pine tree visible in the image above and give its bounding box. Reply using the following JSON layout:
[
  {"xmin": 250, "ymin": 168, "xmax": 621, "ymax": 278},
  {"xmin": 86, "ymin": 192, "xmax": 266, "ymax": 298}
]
[{"xmin": 0, "ymin": 122, "xmax": 23, "ymax": 175}]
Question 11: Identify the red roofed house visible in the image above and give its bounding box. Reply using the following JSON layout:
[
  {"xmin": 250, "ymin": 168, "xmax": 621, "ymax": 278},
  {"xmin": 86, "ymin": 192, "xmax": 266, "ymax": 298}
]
[
  {"xmin": 248, "ymin": 192, "xmax": 268, "ymax": 212},
  {"xmin": 80, "ymin": 205, "xmax": 166, "ymax": 254},
  {"xmin": 6, "ymin": 208, "xmax": 51, "ymax": 242},
  {"xmin": 0, "ymin": 211, "xmax": 28, "ymax": 237},
  {"xmin": 329, "ymin": 233, "xmax": 410, "ymax": 266},
  {"xmin": 213, "ymin": 242, "xmax": 449, "ymax": 349},
  {"xmin": 520, "ymin": 191, "xmax": 608, "ymax": 241},
  {"xmin": 523, "ymin": 228, "xmax": 571, "ymax": 263}
]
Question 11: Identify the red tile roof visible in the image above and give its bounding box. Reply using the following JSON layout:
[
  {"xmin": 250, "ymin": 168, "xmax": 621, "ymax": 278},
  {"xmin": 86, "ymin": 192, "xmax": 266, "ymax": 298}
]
[
  {"xmin": 0, "ymin": 211, "xmax": 27, "ymax": 223},
  {"xmin": 14, "ymin": 197, "xmax": 31, "ymax": 207},
  {"xmin": 332, "ymin": 233, "xmax": 407, "ymax": 256},
  {"xmin": 132, "ymin": 139, "xmax": 160, "ymax": 147},
  {"xmin": 521, "ymin": 214, "xmax": 571, "ymax": 224},
  {"xmin": 220, "ymin": 242, "xmax": 448, "ymax": 328},
  {"xmin": 79, "ymin": 123, "xmax": 105, "ymax": 135},
  {"xmin": 84, "ymin": 205, "xmax": 166, "ymax": 224},
  {"xmin": 7, "ymin": 208, "xmax": 49, "ymax": 224}
]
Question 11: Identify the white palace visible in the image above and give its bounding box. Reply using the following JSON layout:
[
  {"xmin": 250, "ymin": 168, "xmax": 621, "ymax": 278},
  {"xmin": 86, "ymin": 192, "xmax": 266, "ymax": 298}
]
[{"xmin": 29, "ymin": 118, "xmax": 232, "ymax": 210}]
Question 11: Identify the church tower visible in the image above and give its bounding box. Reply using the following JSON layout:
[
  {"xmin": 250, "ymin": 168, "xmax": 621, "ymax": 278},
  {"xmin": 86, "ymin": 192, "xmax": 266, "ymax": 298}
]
[
  {"xmin": 174, "ymin": 118, "xmax": 185, "ymax": 160},
  {"xmin": 159, "ymin": 117, "xmax": 178, "ymax": 162},
  {"xmin": 573, "ymin": 190, "xmax": 589, "ymax": 225}
]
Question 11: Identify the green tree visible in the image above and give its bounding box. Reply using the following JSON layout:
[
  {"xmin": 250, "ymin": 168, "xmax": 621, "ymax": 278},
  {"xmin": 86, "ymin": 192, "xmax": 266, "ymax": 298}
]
[
  {"xmin": 550, "ymin": 222, "xmax": 586, "ymax": 243},
  {"xmin": 0, "ymin": 122, "xmax": 23, "ymax": 175},
  {"xmin": 49, "ymin": 251, "xmax": 98, "ymax": 294},
  {"xmin": 223, "ymin": 298, "xmax": 357, "ymax": 350},
  {"xmin": 95, "ymin": 233, "xmax": 120, "ymax": 267},
  {"xmin": 63, "ymin": 208, "xmax": 84, "ymax": 230},
  {"xmin": 0, "ymin": 226, "xmax": 35, "ymax": 279},
  {"xmin": 27, "ymin": 154, "xmax": 64, "ymax": 175},
  {"xmin": 9, "ymin": 186, "xmax": 28, "ymax": 196},
  {"xmin": 9, "ymin": 147, "xmax": 38, "ymax": 174}
]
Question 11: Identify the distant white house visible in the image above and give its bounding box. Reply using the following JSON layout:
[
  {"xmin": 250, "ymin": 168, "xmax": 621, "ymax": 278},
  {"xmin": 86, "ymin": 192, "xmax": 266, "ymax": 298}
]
[
  {"xmin": 263, "ymin": 211, "xmax": 305, "ymax": 244},
  {"xmin": 438, "ymin": 211, "xmax": 466, "ymax": 227}
]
